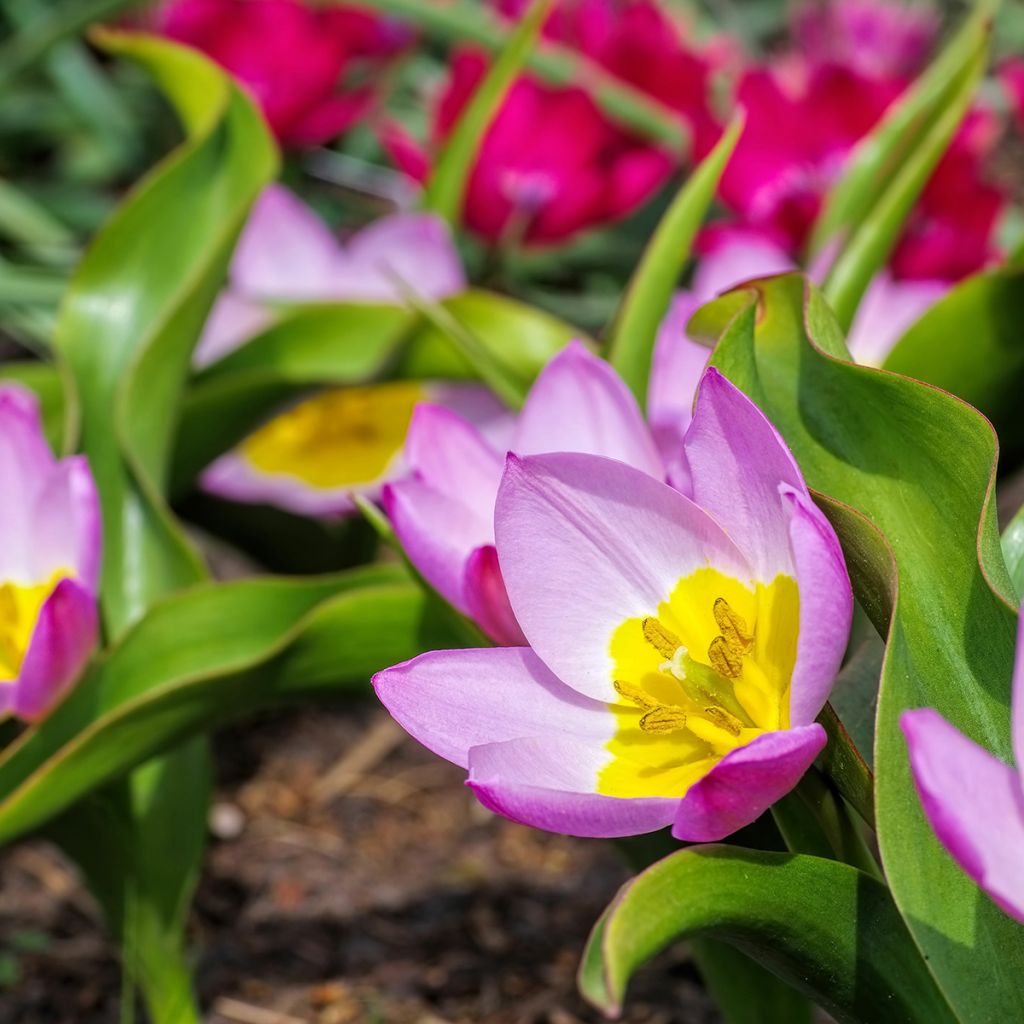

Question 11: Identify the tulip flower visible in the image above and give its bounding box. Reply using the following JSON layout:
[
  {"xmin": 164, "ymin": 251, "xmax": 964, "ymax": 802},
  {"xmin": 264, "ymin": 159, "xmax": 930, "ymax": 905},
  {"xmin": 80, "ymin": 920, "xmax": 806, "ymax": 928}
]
[
  {"xmin": 376, "ymin": 367, "xmax": 852, "ymax": 839},
  {"xmin": 0, "ymin": 386, "xmax": 100, "ymax": 722},
  {"xmin": 201, "ymin": 383, "xmax": 511, "ymax": 519},
  {"xmin": 901, "ymin": 612, "xmax": 1024, "ymax": 924},
  {"xmin": 197, "ymin": 184, "xmax": 506, "ymax": 517},
  {"xmin": 157, "ymin": 0, "xmax": 407, "ymax": 147},
  {"xmin": 195, "ymin": 184, "xmax": 466, "ymax": 367}
]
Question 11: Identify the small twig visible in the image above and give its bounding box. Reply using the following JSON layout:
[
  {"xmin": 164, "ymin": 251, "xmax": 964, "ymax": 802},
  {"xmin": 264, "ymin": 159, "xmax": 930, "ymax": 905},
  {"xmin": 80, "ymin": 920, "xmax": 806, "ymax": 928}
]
[
  {"xmin": 313, "ymin": 714, "xmax": 404, "ymax": 804},
  {"xmin": 212, "ymin": 997, "xmax": 306, "ymax": 1024}
]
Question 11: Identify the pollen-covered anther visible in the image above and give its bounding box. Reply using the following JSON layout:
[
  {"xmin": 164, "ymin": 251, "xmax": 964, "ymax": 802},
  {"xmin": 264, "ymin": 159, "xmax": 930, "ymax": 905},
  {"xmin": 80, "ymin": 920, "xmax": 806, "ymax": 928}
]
[
  {"xmin": 708, "ymin": 635, "xmax": 743, "ymax": 678},
  {"xmin": 639, "ymin": 706, "xmax": 688, "ymax": 734},
  {"xmin": 613, "ymin": 678, "xmax": 659, "ymax": 711},
  {"xmin": 703, "ymin": 705, "xmax": 742, "ymax": 737},
  {"xmin": 713, "ymin": 597, "xmax": 754, "ymax": 654},
  {"xmin": 641, "ymin": 616, "xmax": 681, "ymax": 660}
]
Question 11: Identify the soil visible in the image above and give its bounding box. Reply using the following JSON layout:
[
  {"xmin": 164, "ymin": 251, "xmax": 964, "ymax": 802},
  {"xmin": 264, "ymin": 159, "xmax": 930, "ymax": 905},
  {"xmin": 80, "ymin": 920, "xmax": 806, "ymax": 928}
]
[{"xmin": 0, "ymin": 704, "xmax": 720, "ymax": 1024}]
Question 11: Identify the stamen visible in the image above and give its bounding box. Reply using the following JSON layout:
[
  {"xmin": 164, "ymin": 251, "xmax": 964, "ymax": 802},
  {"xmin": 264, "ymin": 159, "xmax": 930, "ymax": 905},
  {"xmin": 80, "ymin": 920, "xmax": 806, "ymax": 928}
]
[
  {"xmin": 639, "ymin": 706, "xmax": 688, "ymax": 734},
  {"xmin": 708, "ymin": 636, "xmax": 743, "ymax": 678},
  {"xmin": 613, "ymin": 678, "xmax": 659, "ymax": 711},
  {"xmin": 642, "ymin": 617, "xmax": 682, "ymax": 660},
  {"xmin": 713, "ymin": 597, "xmax": 754, "ymax": 655},
  {"xmin": 703, "ymin": 705, "xmax": 742, "ymax": 737}
]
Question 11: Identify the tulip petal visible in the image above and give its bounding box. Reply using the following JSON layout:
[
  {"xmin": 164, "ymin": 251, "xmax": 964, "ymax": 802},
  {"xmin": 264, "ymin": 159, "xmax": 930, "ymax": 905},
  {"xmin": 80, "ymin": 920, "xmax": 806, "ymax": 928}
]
[
  {"xmin": 373, "ymin": 646, "xmax": 614, "ymax": 768},
  {"xmin": 672, "ymin": 723, "xmax": 826, "ymax": 841},
  {"xmin": 14, "ymin": 578, "xmax": 97, "ymax": 722},
  {"xmin": 0, "ymin": 387, "xmax": 55, "ymax": 580},
  {"xmin": 29, "ymin": 456, "xmax": 102, "ymax": 592},
  {"xmin": 686, "ymin": 368, "xmax": 807, "ymax": 582},
  {"xmin": 781, "ymin": 485, "xmax": 852, "ymax": 726},
  {"xmin": 232, "ymin": 185, "xmax": 342, "ymax": 299},
  {"xmin": 902, "ymin": 709, "xmax": 1024, "ymax": 923},
  {"xmin": 468, "ymin": 736, "xmax": 678, "ymax": 837},
  {"xmin": 495, "ymin": 451, "xmax": 750, "ymax": 702},
  {"xmin": 513, "ymin": 341, "xmax": 664, "ymax": 478},
  {"xmin": 463, "ymin": 545, "xmax": 526, "ymax": 646},
  {"xmin": 339, "ymin": 214, "xmax": 466, "ymax": 303}
]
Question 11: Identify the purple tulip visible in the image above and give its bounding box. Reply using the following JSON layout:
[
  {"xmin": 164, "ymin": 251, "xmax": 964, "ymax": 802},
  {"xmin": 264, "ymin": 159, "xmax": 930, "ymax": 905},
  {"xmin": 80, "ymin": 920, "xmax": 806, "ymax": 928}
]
[
  {"xmin": 902, "ymin": 613, "xmax": 1024, "ymax": 923},
  {"xmin": 375, "ymin": 366, "xmax": 852, "ymax": 840},
  {"xmin": 0, "ymin": 386, "xmax": 101, "ymax": 721}
]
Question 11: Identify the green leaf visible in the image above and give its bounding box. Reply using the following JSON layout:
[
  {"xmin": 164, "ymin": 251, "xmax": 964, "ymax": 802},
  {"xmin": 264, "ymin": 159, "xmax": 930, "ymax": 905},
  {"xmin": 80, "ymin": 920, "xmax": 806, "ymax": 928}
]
[
  {"xmin": 607, "ymin": 114, "xmax": 743, "ymax": 406},
  {"xmin": 48, "ymin": 742, "xmax": 210, "ymax": 1024},
  {"xmin": 883, "ymin": 265, "xmax": 1024, "ymax": 448},
  {"xmin": 816, "ymin": 11, "xmax": 990, "ymax": 329},
  {"xmin": 52, "ymin": 30, "xmax": 279, "ymax": 633},
  {"xmin": 690, "ymin": 939, "xmax": 813, "ymax": 1024},
  {"xmin": 423, "ymin": 0, "xmax": 553, "ymax": 226},
  {"xmin": 706, "ymin": 272, "xmax": 1024, "ymax": 1020},
  {"xmin": 1001, "ymin": 502, "xmax": 1024, "ymax": 601},
  {"xmin": 579, "ymin": 846, "xmax": 955, "ymax": 1024},
  {"xmin": 0, "ymin": 566, "xmax": 453, "ymax": 846}
]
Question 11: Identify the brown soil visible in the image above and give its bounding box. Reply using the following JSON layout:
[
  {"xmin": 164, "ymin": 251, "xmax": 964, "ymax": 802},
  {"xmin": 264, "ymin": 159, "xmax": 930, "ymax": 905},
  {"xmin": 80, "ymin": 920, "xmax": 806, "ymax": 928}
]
[{"xmin": 0, "ymin": 704, "xmax": 719, "ymax": 1024}]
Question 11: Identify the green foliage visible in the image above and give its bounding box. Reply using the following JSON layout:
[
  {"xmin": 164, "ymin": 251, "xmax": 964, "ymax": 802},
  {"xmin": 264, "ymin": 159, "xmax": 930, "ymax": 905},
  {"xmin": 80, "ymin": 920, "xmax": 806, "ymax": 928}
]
[
  {"xmin": 705, "ymin": 273, "xmax": 1024, "ymax": 1020},
  {"xmin": 580, "ymin": 846, "xmax": 953, "ymax": 1023}
]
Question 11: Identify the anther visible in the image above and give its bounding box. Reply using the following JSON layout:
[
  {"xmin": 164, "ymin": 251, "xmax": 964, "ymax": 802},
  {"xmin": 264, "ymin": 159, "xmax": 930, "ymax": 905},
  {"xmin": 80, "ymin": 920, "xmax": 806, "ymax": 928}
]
[
  {"xmin": 613, "ymin": 679, "xmax": 659, "ymax": 711},
  {"xmin": 703, "ymin": 705, "xmax": 742, "ymax": 737},
  {"xmin": 708, "ymin": 636, "xmax": 743, "ymax": 678},
  {"xmin": 642, "ymin": 617, "xmax": 682, "ymax": 660},
  {"xmin": 713, "ymin": 598, "xmax": 754, "ymax": 655},
  {"xmin": 639, "ymin": 706, "xmax": 688, "ymax": 734}
]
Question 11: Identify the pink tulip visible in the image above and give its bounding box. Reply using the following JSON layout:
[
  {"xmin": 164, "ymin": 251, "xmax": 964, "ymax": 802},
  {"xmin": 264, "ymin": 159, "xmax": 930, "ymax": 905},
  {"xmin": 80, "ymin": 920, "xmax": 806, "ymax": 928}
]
[
  {"xmin": 376, "ymin": 366, "xmax": 852, "ymax": 839},
  {"xmin": 157, "ymin": 0, "xmax": 407, "ymax": 147},
  {"xmin": 0, "ymin": 387, "xmax": 101, "ymax": 722}
]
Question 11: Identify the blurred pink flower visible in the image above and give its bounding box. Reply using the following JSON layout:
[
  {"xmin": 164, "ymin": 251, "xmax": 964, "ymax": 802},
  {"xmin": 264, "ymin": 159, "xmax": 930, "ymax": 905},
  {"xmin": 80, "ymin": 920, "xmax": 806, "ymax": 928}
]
[
  {"xmin": 387, "ymin": 0, "xmax": 724, "ymax": 245},
  {"xmin": 157, "ymin": 0, "xmax": 407, "ymax": 147},
  {"xmin": 720, "ymin": 1, "xmax": 1005, "ymax": 282}
]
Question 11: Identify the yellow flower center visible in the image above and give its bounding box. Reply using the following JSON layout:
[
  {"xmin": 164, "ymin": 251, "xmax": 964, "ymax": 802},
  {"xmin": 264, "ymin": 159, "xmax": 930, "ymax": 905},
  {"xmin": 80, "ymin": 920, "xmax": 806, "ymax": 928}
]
[
  {"xmin": 0, "ymin": 572, "xmax": 68, "ymax": 682},
  {"xmin": 599, "ymin": 567, "xmax": 799, "ymax": 799},
  {"xmin": 241, "ymin": 382, "xmax": 427, "ymax": 489}
]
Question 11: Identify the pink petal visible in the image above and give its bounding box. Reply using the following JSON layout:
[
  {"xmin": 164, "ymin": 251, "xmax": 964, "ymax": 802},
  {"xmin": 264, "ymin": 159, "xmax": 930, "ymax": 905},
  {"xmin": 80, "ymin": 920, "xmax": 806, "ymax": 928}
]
[
  {"xmin": 846, "ymin": 273, "xmax": 947, "ymax": 366},
  {"xmin": 193, "ymin": 292, "xmax": 275, "ymax": 368},
  {"xmin": 494, "ymin": 451, "xmax": 750, "ymax": 702},
  {"xmin": 339, "ymin": 214, "xmax": 466, "ymax": 303},
  {"xmin": 781, "ymin": 485, "xmax": 852, "ymax": 726},
  {"xmin": 30, "ymin": 456, "xmax": 102, "ymax": 592},
  {"xmin": 463, "ymin": 545, "xmax": 526, "ymax": 646},
  {"xmin": 513, "ymin": 340, "xmax": 664, "ymax": 478},
  {"xmin": 685, "ymin": 368, "xmax": 807, "ymax": 582},
  {"xmin": 231, "ymin": 185, "xmax": 342, "ymax": 299},
  {"xmin": 1011, "ymin": 611, "xmax": 1024, "ymax": 788},
  {"xmin": 902, "ymin": 708, "xmax": 1024, "ymax": 923},
  {"xmin": 373, "ymin": 646, "xmax": 613, "ymax": 768},
  {"xmin": 14, "ymin": 578, "xmax": 98, "ymax": 722},
  {"xmin": 468, "ymin": 735, "xmax": 678, "ymax": 837},
  {"xmin": 672, "ymin": 723, "xmax": 826, "ymax": 841}
]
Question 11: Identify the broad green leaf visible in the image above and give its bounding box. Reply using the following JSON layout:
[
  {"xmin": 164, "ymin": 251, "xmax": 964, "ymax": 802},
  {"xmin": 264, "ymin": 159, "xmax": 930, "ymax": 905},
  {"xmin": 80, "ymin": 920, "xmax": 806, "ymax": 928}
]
[
  {"xmin": 0, "ymin": 566, "xmax": 453, "ymax": 845},
  {"xmin": 579, "ymin": 846, "xmax": 955, "ymax": 1024},
  {"xmin": 607, "ymin": 114, "xmax": 743, "ymax": 406},
  {"xmin": 353, "ymin": 0, "xmax": 686, "ymax": 151},
  {"xmin": 48, "ymin": 742, "xmax": 210, "ymax": 1024},
  {"xmin": 53, "ymin": 30, "xmax": 278, "ymax": 633},
  {"xmin": 817, "ymin": 12, "xmax": 990, "ymax": 328},
  {"xmin": 690, "ymin": 939, "xmax": 813, "ymax": 1024},
  {"xmin": 423, "ymin": 0, "xmax": 553, "ymax": 226},
  {"xmin": 706, "ymin": 273, "xmax": 1023, "ymax": 1020},
  {"xmin": 883, "ymin": 265, "xmax": 1024, "ymax": 448}
]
